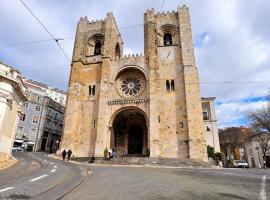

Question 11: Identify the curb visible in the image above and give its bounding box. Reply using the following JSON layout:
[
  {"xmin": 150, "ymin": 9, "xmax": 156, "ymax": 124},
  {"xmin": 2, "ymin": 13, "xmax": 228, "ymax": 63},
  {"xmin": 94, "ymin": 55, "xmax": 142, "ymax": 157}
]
[
  {"xmin": 0, "ymin": 156, "xmax": 18, "ymax": 171},
  {"xmin": 46, "ymin": 154, "xmax": 221, "ymax": 169}
]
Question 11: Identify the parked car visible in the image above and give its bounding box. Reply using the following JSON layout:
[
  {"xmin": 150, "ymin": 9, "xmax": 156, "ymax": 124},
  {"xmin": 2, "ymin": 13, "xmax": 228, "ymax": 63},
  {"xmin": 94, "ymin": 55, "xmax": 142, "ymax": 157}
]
[
  {"xmin": 12, "ymin": 145, "xmax": 22, "ymax": 152},
  {"xmin": 233, "ymin": 160, "xmax": 249, "ymax": 168}
]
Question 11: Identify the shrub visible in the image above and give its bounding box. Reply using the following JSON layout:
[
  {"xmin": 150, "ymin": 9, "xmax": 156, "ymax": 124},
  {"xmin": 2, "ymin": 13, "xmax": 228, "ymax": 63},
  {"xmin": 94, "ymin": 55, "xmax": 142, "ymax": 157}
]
[
  {"xmin": 207, "ymin": 145, "xmax": 215, "ymax": 158},
  {"xmin": 145, "ymin": 148, "xmax": 150, "ymax": 157},
  {"xmin": 213, "ymin": 152, "xmax": 222, "ymax": 165}
]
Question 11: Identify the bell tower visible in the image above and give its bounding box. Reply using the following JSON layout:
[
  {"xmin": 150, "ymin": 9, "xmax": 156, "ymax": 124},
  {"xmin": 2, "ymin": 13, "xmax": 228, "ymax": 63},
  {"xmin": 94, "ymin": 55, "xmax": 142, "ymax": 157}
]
[
  {"xmin": 61, "ymin": 13, "xmax": 123, "ymax": 157},
  {"xmin": 144, "ymin": 6, "xmax": 207, "ymax": 161}
]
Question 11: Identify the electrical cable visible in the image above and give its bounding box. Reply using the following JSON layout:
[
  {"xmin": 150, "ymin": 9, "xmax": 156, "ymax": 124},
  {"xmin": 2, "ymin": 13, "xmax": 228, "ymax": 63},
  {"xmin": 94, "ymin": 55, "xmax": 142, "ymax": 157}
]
[{"xmin": 18, "ymin": 0, "xmax": 71, "ymax": 63}]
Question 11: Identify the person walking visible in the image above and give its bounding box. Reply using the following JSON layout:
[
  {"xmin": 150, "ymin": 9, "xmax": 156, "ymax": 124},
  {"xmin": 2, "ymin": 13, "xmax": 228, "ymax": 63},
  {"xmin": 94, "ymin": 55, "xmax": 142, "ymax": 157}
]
[
  {"xmin": 112, "ymin": 148, "xmax": 117, "ymax": 158},
  {"xmin": 62, "ymin": 149, "xmax": 67, "ymax": 161},
  {"xmin": 67, "ymin": 149, "xmax": 72, "ymax": 161}
]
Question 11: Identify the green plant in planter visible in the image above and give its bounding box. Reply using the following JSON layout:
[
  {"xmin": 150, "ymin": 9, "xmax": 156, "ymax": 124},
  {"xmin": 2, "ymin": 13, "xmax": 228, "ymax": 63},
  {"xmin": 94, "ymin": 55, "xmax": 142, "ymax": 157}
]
[
  {"xmin": 104, "ymin": 147, "xmax": 108, "ymax": 158},
  {"xmin": 145, "ymin": 148, "xmax": 150, "ymax": 157}
]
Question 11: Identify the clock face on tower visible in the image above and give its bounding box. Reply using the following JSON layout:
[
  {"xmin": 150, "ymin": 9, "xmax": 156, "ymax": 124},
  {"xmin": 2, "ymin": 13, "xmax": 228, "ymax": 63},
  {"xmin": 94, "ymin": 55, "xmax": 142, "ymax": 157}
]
[{"xmin": 115, "ymin": 69, "xmax": 146, "ymax": 98}]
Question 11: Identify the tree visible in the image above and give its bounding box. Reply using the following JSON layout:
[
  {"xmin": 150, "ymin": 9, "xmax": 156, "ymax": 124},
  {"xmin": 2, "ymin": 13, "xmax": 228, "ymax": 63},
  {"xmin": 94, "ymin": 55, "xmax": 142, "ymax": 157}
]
[
  {"xmin": 219, "ymin": 127, "xmax": 252, "ymax": 160},
  {"xmin": 247, "ymin": 104, "xmax": 270, "ymax": 168}
]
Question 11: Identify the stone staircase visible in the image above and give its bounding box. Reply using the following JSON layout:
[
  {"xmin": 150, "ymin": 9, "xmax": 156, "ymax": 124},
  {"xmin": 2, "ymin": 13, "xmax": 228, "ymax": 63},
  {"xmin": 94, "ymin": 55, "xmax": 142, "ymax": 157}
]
[{"xmin": 73, "ymin": 157, "xmax": 215, "ymax": 168}]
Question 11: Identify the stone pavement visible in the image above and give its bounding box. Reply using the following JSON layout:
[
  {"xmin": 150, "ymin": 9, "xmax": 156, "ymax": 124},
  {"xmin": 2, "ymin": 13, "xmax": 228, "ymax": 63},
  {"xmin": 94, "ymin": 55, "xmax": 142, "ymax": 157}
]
[
  {"xmin": 0, "ymin": 152, "xmax": 90, "ymax": 200},
  {"xmin": 0, "ymin": 157, "xmax": 17, "ymax": 170},
  {"xmin": 63, "ymin": 165, "xmax": 270, "ymax": 200}
]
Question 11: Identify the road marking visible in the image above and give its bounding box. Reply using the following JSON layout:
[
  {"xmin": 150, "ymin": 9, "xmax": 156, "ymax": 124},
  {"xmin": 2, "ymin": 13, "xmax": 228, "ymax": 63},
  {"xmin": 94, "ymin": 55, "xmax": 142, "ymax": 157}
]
[
  {"xmin": 53, "ymin": 166, "xmax": 58, "ymax": 168},
  {"xmin": 50, "ymin": 169, "xmax": 56, "ymax": 173},
  {"xmin": 0, "ymin": 187, "xmax": 15, "ymax": 193},
  {"xmin": 29, "ymin": 175, "xmax": 48, "ymax": 182},
  {"xmin": 259, "ymin": 175, "xmax": 266, "ymax": 200},
  {"xmin": 50, "ymin": 162, "xmax": 54, "ymax": 165}
]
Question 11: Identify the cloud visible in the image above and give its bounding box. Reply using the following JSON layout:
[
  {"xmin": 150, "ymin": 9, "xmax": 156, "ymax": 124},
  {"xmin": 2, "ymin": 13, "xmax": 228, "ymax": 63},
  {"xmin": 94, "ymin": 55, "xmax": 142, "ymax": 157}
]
[
  {"xmin": 216, "ymin": 98, "xmax": 268, "ymax": 128},
  {"xmin": 0, "ymin": 0, "xmax": 269, "ymax": 128}
]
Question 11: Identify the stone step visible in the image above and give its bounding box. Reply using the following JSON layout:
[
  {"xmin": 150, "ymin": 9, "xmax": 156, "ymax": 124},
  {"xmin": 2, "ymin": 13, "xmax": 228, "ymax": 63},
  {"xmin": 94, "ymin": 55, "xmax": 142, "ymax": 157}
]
[{"xmin": 73, "ymin": 157, "xmax": 214, "ymax": 168}]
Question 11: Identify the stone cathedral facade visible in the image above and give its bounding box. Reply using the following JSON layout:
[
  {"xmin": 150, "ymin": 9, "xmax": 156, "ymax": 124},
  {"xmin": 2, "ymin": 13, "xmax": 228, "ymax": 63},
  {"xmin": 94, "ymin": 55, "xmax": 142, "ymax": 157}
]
[{"xmin": 61, "ymin": 5, "xmax": 209, "ymax": 161}]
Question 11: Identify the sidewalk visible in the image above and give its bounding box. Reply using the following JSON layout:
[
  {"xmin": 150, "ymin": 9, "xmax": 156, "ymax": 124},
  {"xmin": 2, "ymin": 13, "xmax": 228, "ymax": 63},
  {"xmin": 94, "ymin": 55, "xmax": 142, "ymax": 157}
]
[
  {"xmin": 0, "ymin": 157, "xmax": 17, "ymax": 170},
  {"xmin": 47, "ymin": 154, "xmax": 222, "ymax": 169}
]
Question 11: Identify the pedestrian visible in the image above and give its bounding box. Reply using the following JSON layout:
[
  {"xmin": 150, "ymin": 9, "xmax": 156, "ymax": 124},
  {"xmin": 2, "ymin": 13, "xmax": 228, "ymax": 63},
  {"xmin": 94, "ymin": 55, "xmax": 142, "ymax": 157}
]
[
  {"xmin": 89, "ymin": 155, "xmax": 95, "ymax": 164},
  {"xmin": 108, "ymin": 148, "xmax": 113, "ymax": 158},
  {"xmin": 67, "ymin": 149, "xmax": 72, "ymax": 161},
  {"xmin": 62, "ymin": 149, "xmax": 67, "ymax": 161},
  {"xmin": 112, "ymin": 148, "xmax": 117, "ymax": 158}
]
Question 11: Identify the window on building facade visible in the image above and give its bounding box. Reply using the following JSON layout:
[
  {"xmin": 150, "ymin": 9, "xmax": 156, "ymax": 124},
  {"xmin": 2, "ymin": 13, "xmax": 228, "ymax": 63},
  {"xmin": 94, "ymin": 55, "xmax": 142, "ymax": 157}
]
[
  {"xmin": 37, "ymin": 96, "xmax": 42, "ymax": 102},
  {"xmin": 89, "ymin": 85, "xmax": 96, "ymax": 96},
  {"xmin": 203, "ymin": 112, "xmax": 209, "ymax": 120},
  {"xmin": 20, "ymin": 113, "xmax": 26, "ymax": 121},
  {"xmin": 94, "ymin": 42, "xmax": 101, "ymax": 55},
  {"xmin": 171, "ymin": 80, "xmax": 175, "ymax": 91},
  {"xmin": 164, "ymin": 33, "xmax": 172, "ymax": 46},
  {"xmin": 17, "ymin": 126, "xmax": 24, "ymax": 138},
  {"xmin": 166, "ymin": 80, "xmax": 170, "ymax": 91},
  {"xmin": 32, "ymin": 116, "xmax": 39, "ymax": 123},
  {"xmin": 166, "ymin": 80, "xmax": 175, "ymax": 91},
  {"xmin": 115, "ymin": 43, "xmax": 120, "ymax": 58},
  {"xmin": 23, "ymin": 102, "xmax": 29, "ymax": 109},
  {"xmin": 35, "ymin": 105, "xmax": 41, "ymax": 112},
  {"xmin": 30, "ymin": 128, "xmax": 37, "ymax": 139}
]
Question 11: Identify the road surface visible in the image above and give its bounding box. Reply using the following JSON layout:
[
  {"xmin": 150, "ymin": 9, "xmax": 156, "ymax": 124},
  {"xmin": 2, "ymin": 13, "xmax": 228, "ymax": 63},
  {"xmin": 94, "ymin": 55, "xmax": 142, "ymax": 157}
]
[{"xmin": 0, "ymin": 152, "xmax": 269, "ymax": 200}]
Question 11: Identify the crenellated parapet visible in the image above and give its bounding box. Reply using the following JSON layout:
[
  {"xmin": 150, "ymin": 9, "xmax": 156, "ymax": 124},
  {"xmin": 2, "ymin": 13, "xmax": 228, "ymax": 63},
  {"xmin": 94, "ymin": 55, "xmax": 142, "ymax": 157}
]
[
  {"xmin": 144, "ymin": 5, "xmax": 188, "ymax": 18},
  {"xmin": 117, "ymin": 53, "xmax": 145, "ymax": 66},
  {"xmin": 122, "ymin": 53, "xmax": 144, "ymax": 60}
]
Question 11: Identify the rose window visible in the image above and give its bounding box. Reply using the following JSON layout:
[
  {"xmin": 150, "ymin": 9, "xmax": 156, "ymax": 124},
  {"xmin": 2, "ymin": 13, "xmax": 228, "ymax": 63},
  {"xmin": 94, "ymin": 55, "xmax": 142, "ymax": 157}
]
[
  {"xmin": 115, "ymin": 70, "xmax": 146, "ymax": 98},
  {"xmin": 121, "ymin": 77, "xmax": 142, "ymax": 96}
]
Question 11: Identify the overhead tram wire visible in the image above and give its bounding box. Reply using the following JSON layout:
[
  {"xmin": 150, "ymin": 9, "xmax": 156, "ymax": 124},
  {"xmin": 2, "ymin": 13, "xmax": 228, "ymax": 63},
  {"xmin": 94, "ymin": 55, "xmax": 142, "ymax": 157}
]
[
  {"xmin": 18, "ymin": 65, "xmax": 270, "ymax": 85},
  {"xmin": 18, "ymin": 0, "xmax": 71, "ymax": 63},
  {"xmin": 159, "ymin": 0, "xmax": 166, "ymax": 12},
  {"xmin": 0, "ymin": 24, "xmax": 145, "ymax": 48},
  {"xmin": 0, "ymin": 36, "xmax": 74, "ymax": 48}
]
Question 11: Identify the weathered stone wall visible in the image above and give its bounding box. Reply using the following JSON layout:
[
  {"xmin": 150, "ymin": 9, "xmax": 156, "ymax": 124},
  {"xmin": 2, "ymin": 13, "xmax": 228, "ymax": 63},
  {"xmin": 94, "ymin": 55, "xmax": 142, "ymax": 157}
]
[{"xmin": 61, "ymin": 5, "xmax": 208, "ymax": 161}]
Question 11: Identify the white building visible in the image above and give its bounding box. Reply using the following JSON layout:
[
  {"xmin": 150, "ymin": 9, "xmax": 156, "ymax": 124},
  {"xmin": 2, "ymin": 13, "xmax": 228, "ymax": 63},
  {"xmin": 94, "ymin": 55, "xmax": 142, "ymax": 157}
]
[
  {"xmin": 0, "ymin": 61, "xmax": 28, "ymax": 161},
  {"xmin": 245, "ymin": 134, "xmax": 270, "ymax": 168},
  {"xmin": 202, "ymin": 97, "xmax": 220, "ymax": 152},
  {"xmin": 23, "ymin": 79, "xmax": 66, "ymax": 106}
]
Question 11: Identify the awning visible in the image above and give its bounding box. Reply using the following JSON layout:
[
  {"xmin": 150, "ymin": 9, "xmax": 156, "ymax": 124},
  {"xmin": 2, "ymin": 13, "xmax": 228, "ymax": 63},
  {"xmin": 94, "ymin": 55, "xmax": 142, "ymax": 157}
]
[{"xmin": 14, "ymin": 139, "xmax": 23, "ymax": 143}]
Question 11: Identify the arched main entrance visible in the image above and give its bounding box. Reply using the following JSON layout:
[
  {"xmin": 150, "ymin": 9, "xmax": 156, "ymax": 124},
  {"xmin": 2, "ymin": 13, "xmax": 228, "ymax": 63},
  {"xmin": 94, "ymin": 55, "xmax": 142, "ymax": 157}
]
[{"xmin": 111, "ymin": 108, "xmax": 148, "ymax": 157}]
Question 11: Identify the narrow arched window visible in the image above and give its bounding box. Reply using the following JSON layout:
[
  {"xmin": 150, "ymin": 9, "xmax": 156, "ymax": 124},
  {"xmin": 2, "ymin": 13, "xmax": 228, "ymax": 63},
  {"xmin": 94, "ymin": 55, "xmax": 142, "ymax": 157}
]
[
  {"xmin": 94, "ymin": 42, "xmax": 101, "ymax": 55},
  {"xmin": 115, "ymin": 43, "xmax": 120, "ymax": 58},
  {"xmin": 171, "ymin": 80, "xmax": 175, "ymax": 91},
  {"xmin": 166, "ymin": 80, "xmax": 170, "ymax": 91},
  {"xmin": 164, "ymin": 33, "xmax": 172, "ymax": 46}
]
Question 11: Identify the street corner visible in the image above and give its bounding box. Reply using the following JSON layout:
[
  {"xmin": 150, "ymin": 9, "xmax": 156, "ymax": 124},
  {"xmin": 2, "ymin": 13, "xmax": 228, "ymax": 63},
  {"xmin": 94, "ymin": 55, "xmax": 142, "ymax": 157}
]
[{"xmin": 0, "ymin": 157, "xmax": 17, "ymax": 171}]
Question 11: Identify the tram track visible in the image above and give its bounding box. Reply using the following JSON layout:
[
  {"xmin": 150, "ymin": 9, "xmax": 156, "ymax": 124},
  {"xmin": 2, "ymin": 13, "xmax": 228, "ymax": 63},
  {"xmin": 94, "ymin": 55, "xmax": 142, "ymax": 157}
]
[
  {"xmin": 31, "ymin": 163, "xmax": 91, "ymax": 200},
  {"xmin": 0, "ymin": 153, "xmax": 42, "ymax": 185},
  {"xmin": 0, "ymin": 152, "xmax": 92, "ymax": 200}
]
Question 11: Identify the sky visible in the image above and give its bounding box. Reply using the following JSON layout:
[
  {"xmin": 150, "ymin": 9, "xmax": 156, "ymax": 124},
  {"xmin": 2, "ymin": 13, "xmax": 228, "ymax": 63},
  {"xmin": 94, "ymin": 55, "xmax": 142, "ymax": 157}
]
[{"xmin": 0, "ymin": 0, "xmax": 269, "ymax": 128}]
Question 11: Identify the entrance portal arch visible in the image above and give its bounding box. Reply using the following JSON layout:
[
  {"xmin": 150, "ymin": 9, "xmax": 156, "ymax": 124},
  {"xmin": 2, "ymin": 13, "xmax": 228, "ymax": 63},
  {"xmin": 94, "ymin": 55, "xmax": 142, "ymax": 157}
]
[{"xmin": 110, "ymin": 108, "xmax": 148, "ymax": 157}]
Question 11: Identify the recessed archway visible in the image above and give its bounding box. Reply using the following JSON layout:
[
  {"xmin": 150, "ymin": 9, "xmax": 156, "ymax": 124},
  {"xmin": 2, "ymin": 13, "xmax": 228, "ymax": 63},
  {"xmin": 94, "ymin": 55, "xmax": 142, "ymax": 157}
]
[{"xmin": 111, "ymin": 108, "xmax": 148, "ymax": 157}]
